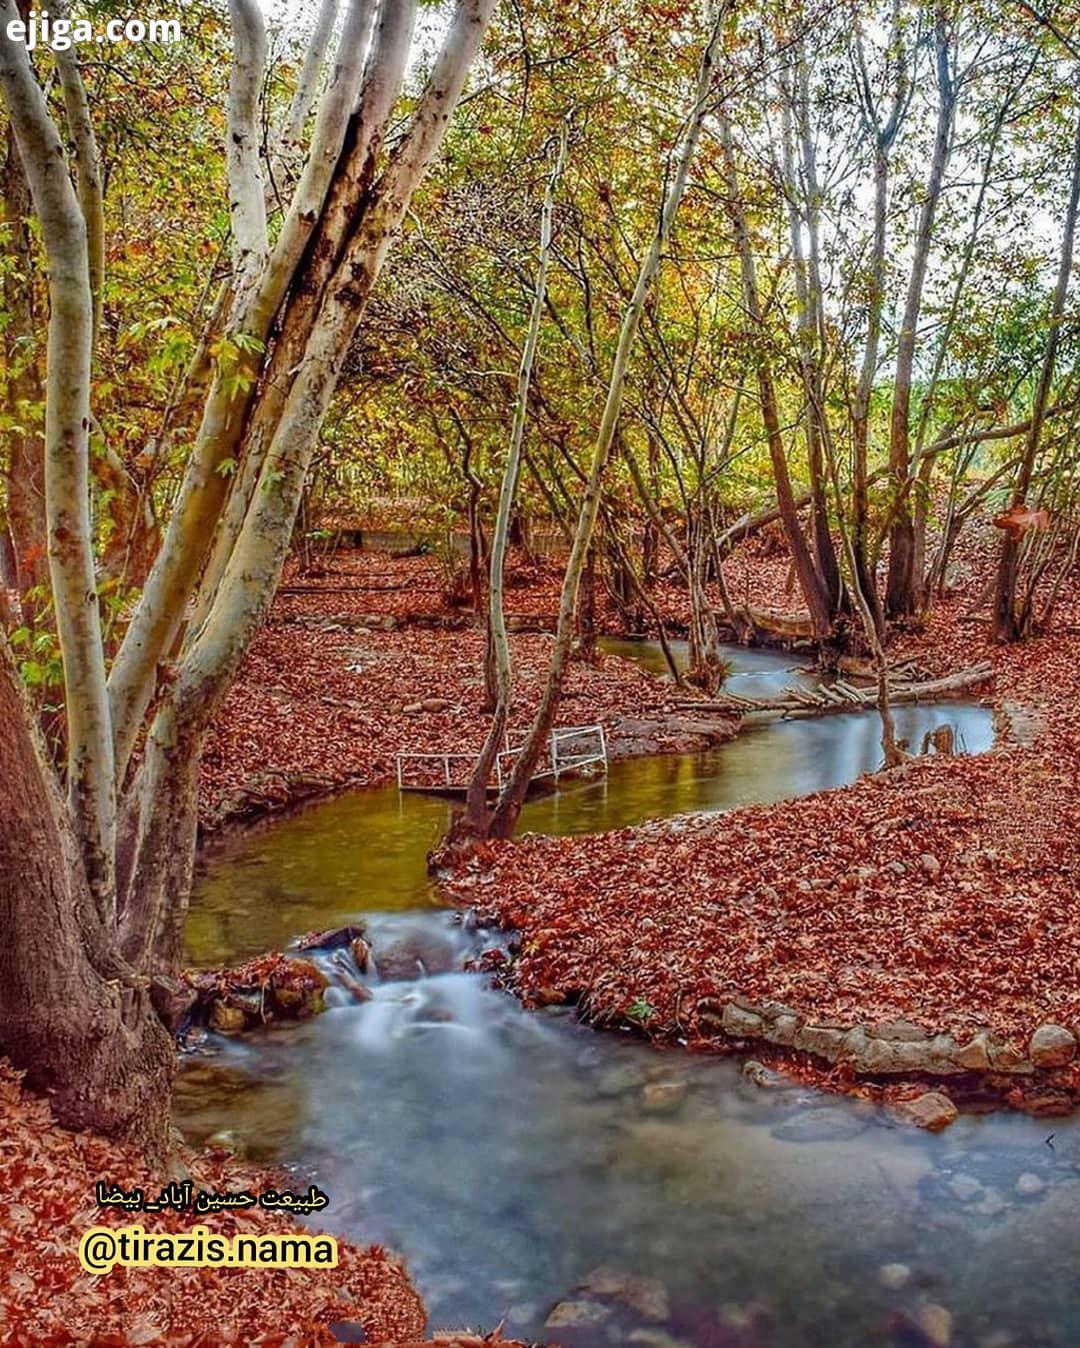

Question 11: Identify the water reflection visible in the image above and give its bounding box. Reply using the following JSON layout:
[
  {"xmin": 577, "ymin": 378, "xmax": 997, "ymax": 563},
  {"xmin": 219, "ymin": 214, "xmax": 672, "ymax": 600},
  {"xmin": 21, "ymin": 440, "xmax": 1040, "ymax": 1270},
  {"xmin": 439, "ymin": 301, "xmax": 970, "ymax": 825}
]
[
  {"xmin": 179, "ymin": 641, "xmax": 1066, "ymax": 1346},
  {"xmin": 190, "ymin": 642, "xmax": 993, "ymax": 967}
]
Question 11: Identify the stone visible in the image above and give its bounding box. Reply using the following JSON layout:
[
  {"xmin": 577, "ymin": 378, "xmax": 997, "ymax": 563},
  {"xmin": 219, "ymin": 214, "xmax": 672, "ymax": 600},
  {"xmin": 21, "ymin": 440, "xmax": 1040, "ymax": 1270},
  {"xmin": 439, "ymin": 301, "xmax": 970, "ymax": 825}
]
[
  {"xmin": 893, "ymin": 1092, "xmax": 958, "ymax": 1132},
  {"xmin": 402, "ymin": 702, "xmax": 423, "ymax": 714},
  {"xmin": 742, "ymin": 1059, "xmax": 792, "ymax": 1089},
  {"xmin": 721, "ymin": 1003, "xmax": 764, "ymax": 1038},
  {"xmin": 920, "ymin": 853, "xmax": 942, "ymax": 878},
  {"xmin": 977, "ymin": 1188, "xmax": 1007, "ymax": 1217},
  {"xmin": 545, "ymin": 1300, "xmax": 611, "ymax": 1329},
  {"xmin": 373, "ymin": 930, "xmax": 457, "ymax": 981},
  {"xmin": 594, "ymin": 1064, "xmax": 647, "ymax": 1097},
  {"xmin": 869, "ymin": 1017, "xmax": 930, "ymax": 1043},
  {"xmin": 581, "ymin": 1267, "xmax": 669, "ymax": 1321},
  {"xmin": 771, "ymin": 1107, "xmax": 867, "ymax": 1142},
  {"xmin": 1029, "ymin": 1023, "xmax": 1076, "ymax": 1068},
  {"xmin": 987, "ymin": 1040, "xmax": 1032, "ymax": 1073},
  {"xmin": 947, "ymin": 1174, "xmax": 982, "ymax": 1203},
  {"xmin": 878, "ymin": 1262, "xmax": 912, "ymax": 1291},
  {"xmin": 641, "ymin": 1080, "xmax": 688, "ymax": 1115},
  {"xmin": 953, "ymin": 1032, "xmax": 992, "ymax": 1072},
  {"xmin": 917, "ymin": 1303, "xmax": 954, "ymax": 1348},
  {"xmin": 768, "ymin": 1013, "xmax": 801, "ymax": 1046},
  {"xmin": 208, "ymin": 1001, "xmax": 247, "ymax": 1034},
  {"xmin": 843, "ymin": 1028, "xmax": 946, "ymax": 1074},
  {"xmin": 1015, "ymin": 1171, "xmax": 1045, "ymax": 1198},
  {"xmin": 794, "ymin": 1023, "xmax": 846, "ymax": 1058},
  {"xmin": 295, "ymin": 923, "xmax": 366, "ymax": 952}
]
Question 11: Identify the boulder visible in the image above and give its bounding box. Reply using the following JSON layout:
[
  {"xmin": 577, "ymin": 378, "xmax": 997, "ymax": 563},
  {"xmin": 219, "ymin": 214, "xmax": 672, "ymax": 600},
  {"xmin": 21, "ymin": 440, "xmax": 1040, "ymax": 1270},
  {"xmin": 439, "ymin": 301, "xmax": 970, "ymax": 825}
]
[
  {"xmin": 580, "ymin": 1267, "xmax": 669, "ymax": 1321},
  {"xmin": 721, "ymin": 1003, "xmax": 764, "ymax": 1038},
  {"xmin": 986, "ymin": 1039, "xmax": 1032, "ymax": 1074},
  {"xmin": 892, "ymin": 1091, "xmax": 958, "ymax": 1132},
  {"xmin": 295, "ymin": 924, "xmax": 366, "ymax": 953},
  {"xmin": 1029, "ymin": 1023, "xmax": 1076, "ymax": 1068},
  {"xmin": 953, "ymin": 1032, "xmax": 992, "ymax": 1072},
  {"xmin": 208, "ymin": 1001, "xmax": 248, "ymax": 1034},
  {"xmin": 640, "ymin": 1080, "xmax": 688, "ymax": 1115},
  {"xmin": 372, "ymin": 930, "xmax": 458, "ymax": 981}
]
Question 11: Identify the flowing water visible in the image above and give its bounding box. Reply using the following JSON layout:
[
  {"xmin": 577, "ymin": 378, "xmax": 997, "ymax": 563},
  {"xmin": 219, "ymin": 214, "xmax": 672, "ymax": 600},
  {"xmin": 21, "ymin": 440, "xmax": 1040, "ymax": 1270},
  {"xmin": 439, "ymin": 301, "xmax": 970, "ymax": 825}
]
[{"xmin": 177, "ymin": 645, "xmax": 1080, "ymax": 1347}]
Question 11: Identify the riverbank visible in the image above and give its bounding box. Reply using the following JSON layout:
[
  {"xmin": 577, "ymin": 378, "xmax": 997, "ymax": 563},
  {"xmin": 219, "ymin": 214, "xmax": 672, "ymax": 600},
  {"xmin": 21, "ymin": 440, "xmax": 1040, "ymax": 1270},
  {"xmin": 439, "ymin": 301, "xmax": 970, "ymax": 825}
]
[
  {"xmin": 0, "ymin": 1060, "xmax": 442, "ymax": 1344},
  {"xmin": 444, "ymin": 592, "xmax": 1080, "ymax": 1117},
  {"xmin": 199, "ymin": 548, "xmax": 739, "ymax": 833}
]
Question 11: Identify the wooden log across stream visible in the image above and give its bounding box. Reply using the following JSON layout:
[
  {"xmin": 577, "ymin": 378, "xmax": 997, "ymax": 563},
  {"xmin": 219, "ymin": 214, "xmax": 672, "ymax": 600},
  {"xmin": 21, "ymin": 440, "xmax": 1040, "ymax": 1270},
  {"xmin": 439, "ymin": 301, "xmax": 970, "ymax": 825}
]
[{"xmin": 674, "ymin": 661, "xmax": 994, "ymax": 720}]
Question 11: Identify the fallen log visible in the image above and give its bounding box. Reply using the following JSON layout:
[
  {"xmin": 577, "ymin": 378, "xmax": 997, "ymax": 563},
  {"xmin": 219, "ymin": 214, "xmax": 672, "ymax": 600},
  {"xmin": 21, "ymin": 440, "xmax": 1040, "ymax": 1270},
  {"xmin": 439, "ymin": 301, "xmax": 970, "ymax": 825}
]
[
  {"xmin": 717, "ymin": 493, "xmax": 812, "ymax": 553},
  {"xmin": 673, "ymin": 661, "xmax": 994, "ymax": 719}
]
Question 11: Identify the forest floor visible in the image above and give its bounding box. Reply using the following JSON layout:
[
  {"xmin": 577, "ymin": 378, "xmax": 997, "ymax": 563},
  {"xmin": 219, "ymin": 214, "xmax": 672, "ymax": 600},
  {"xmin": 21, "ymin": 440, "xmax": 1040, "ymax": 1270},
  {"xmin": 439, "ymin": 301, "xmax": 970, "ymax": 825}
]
[
  {"xmin": 199, "ymin": 546, "xmax": 742, "ymax": 832},
  {"xmin": 440, "ymin": 528, "xmax": 1080, "ymax": 1113},
  {"xmin": 200, "ymin": 523, "xmax": 1080, "ymax": 1113},
  {"xmin": 0, "ymin": 1062, "xmax": 525, "ymax": 1345}
]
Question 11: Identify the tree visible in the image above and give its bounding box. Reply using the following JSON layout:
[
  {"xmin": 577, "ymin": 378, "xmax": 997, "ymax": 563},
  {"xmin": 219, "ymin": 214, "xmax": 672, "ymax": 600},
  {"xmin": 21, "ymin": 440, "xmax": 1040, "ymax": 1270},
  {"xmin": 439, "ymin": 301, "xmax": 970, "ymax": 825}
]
[
  {"xmin": 470, "ymin": 0, "xmax": 730, "ymax": 843},
  {"xmin": 0, "ymin": 0, "xmax": 495, "ymax": 1156},
  {"xmin": 993, "ymin": 88, "xmax": 1080, "ymax": 641}
]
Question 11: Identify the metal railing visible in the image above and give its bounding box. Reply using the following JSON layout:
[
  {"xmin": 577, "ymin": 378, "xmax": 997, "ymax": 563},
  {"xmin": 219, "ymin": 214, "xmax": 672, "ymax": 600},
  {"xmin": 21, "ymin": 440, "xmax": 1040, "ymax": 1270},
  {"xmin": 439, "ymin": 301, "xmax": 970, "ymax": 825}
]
[{"xmin": 395, "ymin": 723, "xmax": 607, "ymax": 791}]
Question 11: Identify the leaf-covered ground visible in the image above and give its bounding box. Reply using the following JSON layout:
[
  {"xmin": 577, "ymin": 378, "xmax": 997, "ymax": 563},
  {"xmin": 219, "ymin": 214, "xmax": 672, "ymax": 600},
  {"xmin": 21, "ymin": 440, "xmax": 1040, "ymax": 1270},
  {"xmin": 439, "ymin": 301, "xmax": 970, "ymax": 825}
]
[
  {"xmin": 0, "ymin": 1061, "xmax": 440, "ymax": 1345},
  {"xmin": 204, "ymin": 531, "xmax": 1080, "ymax": 1063},
  {"xmin": 440, "ymin": 527, "xmax": 1080, "ymax": 1074},
  {"xmin": 199, "ymin": 550, "xmax": 711, "ymax": 830}
]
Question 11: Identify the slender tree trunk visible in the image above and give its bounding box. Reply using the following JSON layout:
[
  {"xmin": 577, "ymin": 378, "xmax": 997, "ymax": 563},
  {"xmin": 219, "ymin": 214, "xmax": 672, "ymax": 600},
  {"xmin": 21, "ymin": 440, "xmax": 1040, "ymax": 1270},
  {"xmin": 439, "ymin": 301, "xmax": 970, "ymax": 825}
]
[
  {"xmin": 782, "ymin": 46, "xmax": 844, "ymax": 616},
  {"xmin": 993, "ymin": 92, "xmax": 1080, "ymax": 641},
  {"xmin": 718, "ymin": 108, "xmax": 833, "ymax": 644},
  {"xmin": 1, "ymin": 124, "xmax": 47, "ymax": 614},
  {"xmin": 487, "ymin": 4, "xmax": 727, "ymax": 840},
  {"xmin": 885, "ymin": 11, "xmax": 955, "ymax": 619},
  {"xmin": 456, "ymin": 127, "xmax": 566, "ymax": 842}
]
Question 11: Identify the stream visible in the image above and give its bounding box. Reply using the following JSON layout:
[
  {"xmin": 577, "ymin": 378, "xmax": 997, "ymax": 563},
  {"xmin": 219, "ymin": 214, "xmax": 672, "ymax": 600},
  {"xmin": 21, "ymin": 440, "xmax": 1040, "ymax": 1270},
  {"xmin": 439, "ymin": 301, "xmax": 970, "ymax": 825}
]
[{"xmin": 177, "ymin": 644, "xmax": 1080, "ymax": 1347}]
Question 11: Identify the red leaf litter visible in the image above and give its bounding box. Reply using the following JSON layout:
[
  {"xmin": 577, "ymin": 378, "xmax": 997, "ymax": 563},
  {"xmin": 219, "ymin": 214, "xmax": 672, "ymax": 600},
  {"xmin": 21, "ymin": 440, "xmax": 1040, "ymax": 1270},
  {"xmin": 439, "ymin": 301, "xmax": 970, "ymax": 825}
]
[
  {"xmin": 199, "ymin": 550, "xmax": 696, "ymax": 832},
  {"xmin": 441, "ymin": 525, "xmax": 1080, "ymax": 1088},
  {"xmin": 0, "ymin": 1061, "xmax": 521, "ymax": 1346}
]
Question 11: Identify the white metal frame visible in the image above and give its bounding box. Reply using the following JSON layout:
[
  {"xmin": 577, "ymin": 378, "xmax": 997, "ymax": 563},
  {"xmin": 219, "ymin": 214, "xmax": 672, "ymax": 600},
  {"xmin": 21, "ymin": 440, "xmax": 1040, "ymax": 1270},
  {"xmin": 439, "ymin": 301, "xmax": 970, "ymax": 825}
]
[{"xmin": 394, "ymin": 723, "xmax": 608, "ymax": 790}]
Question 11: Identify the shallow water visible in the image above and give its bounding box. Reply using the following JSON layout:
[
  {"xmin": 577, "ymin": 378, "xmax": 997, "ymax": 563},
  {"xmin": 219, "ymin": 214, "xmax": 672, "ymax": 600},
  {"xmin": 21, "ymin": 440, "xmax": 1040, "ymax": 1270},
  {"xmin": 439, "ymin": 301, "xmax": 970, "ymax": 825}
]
[
  {"xmin": 189, "ymin": 643, "xmax": 994, "ymax": 967},
  {"xmin": 176, "ymin": 644, "xmax": 1071, "ymax": 1347}
]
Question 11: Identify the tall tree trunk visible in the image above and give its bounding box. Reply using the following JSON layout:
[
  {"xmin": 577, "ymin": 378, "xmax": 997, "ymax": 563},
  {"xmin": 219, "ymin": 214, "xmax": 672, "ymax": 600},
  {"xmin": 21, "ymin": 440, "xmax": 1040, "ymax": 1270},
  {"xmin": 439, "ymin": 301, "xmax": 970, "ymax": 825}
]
[
  {"xmin": 0, "ymin": 0, "xmax": 495, "ymax": 1157},
  {"xmin": 1, "ymin": 124, "xmax": 47, "ymax": 614},
  {"xmin": 0, "ymin": 640, "xmax": 173, "ymax": 1158},
  {"xmin": 884, "ymin": 10, "xmax": 955, "ymax": 619},
  {"xmin": 453, "ymin": 127, "xmax": 566, "ymax": 843},
  {"xmin": 487, "ymin": 3, "xmax": 727, "ymax": 840},
  {"xmin": 781, "ymin": 44, "xmax": 844, "ymax": 617},
  {"xmin": 718, "ymin": 108, "xmax": 833, "ymax": 644},
  {"xmin": 993, "ymin": 90, "xmax": 1080, "ymax": 641}
]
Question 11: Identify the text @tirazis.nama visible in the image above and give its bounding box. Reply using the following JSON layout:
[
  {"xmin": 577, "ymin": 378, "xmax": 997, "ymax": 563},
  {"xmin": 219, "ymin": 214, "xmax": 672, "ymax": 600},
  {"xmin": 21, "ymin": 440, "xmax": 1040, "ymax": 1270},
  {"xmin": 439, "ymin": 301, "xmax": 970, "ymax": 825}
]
[
  {"xmin": 5, "ymin": 11, "xmax": 181, "ymax": 53},
  {"xmin": 78, "ymin": 1225, "xmax": 339, "ymax": 1274}
]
